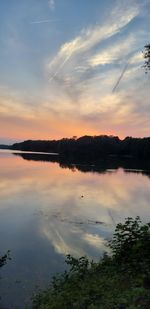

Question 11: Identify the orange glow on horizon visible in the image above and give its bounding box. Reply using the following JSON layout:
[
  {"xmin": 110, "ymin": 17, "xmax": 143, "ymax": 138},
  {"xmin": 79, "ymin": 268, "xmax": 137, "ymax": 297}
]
[{"xmin": 0, "ymin": 114, "xmax": 123, "ymax": 142}]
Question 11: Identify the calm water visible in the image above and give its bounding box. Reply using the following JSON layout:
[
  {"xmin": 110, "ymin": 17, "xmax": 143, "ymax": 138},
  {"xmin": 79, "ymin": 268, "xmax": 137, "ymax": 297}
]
[{"xmin": 0, "ymin": 150, "xmax": 150, "ymax": 308}]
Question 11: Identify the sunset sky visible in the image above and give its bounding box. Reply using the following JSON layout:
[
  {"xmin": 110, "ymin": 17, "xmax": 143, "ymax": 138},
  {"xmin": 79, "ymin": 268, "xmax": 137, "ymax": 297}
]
[{"xmin": 0, "ymin": 0, "xmax": 150, "ymax": 144}]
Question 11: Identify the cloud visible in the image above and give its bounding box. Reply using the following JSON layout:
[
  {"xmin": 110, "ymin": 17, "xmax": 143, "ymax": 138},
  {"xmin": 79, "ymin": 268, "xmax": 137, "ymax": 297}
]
[
  {"xmin": 111, "ymin": 49, "xmax": 144, "ymax": 92},
  {"xmin": 83, "ymin": 233, "xmax": 106, "ymax": 250},
  {"xmin": 45, "ymin": 0, "xmax": 146, "ymax": 110},
  {"xmin": 89, "ymin": 35, "xmax": 135, "ymax": 67},
  {"xmin": 130, "ymin": 51, "xmax": 144, "ymax": 64},
  {"xmin": 48, "ymin": 0, "xmax": 55, "ymax": 11},
  {"xmin": 1, "ymin": 0, "xmax": 149, "ymax": 141},
  {"xmin": 48, "ymin": 0, "xmax": 140, "ymax": 81},
  {"xmin": 44, "ymin": 0, "xmax": 149, "ymax": 131},
  {"xmin": 0, "ymin": 88, "xmax": 99, "ymax": 141},
  {"xmin": 30, "ymin": 19, "xmax": 59, "ymax": 24}
]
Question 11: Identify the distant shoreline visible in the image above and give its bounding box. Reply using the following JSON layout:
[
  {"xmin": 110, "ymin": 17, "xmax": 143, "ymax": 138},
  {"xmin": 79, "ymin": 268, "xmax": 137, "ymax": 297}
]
[
  {"xmin": 0, "ymin": 149, "xmax": 59, "ymax": 155},
  {"xmin": 1, "ymin": 135, "xmax": 148, "ymax": 160},
  {"xmin": 0, "ymin": 135, "xmax": 150, "ymax": 163}
]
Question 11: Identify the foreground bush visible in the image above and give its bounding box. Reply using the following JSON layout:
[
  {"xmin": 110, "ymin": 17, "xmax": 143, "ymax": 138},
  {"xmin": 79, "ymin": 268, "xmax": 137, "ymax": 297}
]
[
  {"xmin": 0, "ymin": 250, "xmax": 11, "ymax": 301},
  {"xmin": 0, "ymin": 250, "xmax": 11, "ymax": 268},
  {"xmin": 32, "ymin": 217, "xmax": 150, "ymax": 309}
]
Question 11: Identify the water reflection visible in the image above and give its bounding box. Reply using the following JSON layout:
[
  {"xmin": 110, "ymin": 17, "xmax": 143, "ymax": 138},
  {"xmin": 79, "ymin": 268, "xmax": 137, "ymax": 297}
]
[
  {"xmin": 0, "ymin": 150, "xmax": 150, "ymax": 308},
  {"xmin": 14, "ymin": 151, "xmax": 150, "ymax": 177}
]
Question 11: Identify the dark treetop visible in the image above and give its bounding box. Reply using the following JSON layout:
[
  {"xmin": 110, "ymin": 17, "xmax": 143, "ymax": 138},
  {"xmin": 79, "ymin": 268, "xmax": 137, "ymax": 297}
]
[{"xmin": 11, "ymin": 135, "xmax": 150, "ymax": 160}]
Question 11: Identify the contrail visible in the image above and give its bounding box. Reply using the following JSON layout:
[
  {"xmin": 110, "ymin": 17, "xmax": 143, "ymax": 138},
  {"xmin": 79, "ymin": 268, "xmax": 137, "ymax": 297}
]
[
  {"xmin": 30, "ymin": 19, "xmax": 59, "ymax": 24},
  {"xmin": 49, "ymin": 52, "xmax": 73, "ymax": 82},
  {"xmin": 112, "ymin": 61, "xmax": 129, "ymax": 93},
  {"xmin": 108, "ymin": 209, "xmax": 116, "ymax": 226}
]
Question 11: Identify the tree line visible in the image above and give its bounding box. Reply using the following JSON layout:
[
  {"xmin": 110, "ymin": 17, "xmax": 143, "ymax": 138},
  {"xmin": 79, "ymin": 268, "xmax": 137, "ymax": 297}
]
[{"xmin": 11, "ymin": 135, "xmax": 150, "ymax": 160}]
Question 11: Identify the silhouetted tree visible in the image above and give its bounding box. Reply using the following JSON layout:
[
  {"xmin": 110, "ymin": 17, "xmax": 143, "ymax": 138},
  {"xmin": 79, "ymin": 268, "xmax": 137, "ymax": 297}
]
[
  {"xmin": 11, "ymin": 135, "xmax": 150, "ymax": 159},
  {"xmin": 143, "ymin": 44, "xmax": 150, "ymax": 73},
  {"xmin": 0, "ymin": 251, "xmax": 11, "ymax": 268}
]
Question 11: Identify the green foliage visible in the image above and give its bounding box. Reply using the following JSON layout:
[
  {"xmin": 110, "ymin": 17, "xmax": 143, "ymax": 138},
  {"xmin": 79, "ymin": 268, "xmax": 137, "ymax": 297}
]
[
  {"xmin": 109, "ymin": 216, "xmax": 150, "ymax": 272},
  {"xmin": 32, "ymin": 217, "xmax": 150, "ymax": 309}
]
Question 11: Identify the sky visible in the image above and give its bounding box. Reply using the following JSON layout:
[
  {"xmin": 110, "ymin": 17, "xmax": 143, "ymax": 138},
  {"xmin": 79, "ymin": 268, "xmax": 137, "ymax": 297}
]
[{"xmin": 0, "ymin": 0, "xmax": 150, "ymax": 144}]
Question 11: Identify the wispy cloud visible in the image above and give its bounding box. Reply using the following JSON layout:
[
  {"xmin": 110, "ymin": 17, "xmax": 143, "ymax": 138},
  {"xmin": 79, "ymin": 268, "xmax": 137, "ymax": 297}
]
[
  {"xmin": 1, "ymin": 0, "xmax": 149, "ymax": 141},
  {"xmin": 112, "ymin": 50, "xmax": 144, "ymax": 92},
  {"xmin": 89, "ymin": 36, "xmax": 135, "ymax": 67},
  {"xmin": 40, "ymin": 0, "xmax": 150, "ymax": 138},
  {"xmin": 46, "ymin": 0, "xmax": 144, "ymax": 109},
  {"xmin": 30, "ymin": 19, "xmax": 59, "ymax": 24},
  {"xmin": 48, "ymin": 0, "xmax": 140, "ymax": 81},
  {"xmin": 48, "ymin": 0, "xmax": 55, "ymax": 11}
]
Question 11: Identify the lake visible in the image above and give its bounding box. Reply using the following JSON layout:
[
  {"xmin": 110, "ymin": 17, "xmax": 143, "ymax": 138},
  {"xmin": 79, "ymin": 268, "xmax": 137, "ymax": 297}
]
[{"xmin": 0, "ymin": 150, "xmax": 150, "ymax": 308}]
